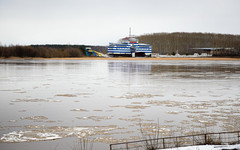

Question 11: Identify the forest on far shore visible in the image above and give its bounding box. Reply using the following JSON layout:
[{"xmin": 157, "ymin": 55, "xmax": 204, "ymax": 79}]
[
  {"xmin": 0, "ymin": 45, "xmax": 86, "ymax": 58},
  {"xmin": 138, "ymin": 32, "xmax": 240, "ymax": 56},
  {"xmin": 1, "ymin": 32, "xmax": 240, "ymax": 58}
]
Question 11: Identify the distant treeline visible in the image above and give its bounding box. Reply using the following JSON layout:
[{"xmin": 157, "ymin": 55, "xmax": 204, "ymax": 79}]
[
  {"xmin": 0, "ymin": 45, "xmax": 86, "ymax": 58},
  {"xmin": 138, "ymin": 32, "xmax": 240, "ymax": 56},
  {"xmin": 1, "ymin": 32, "xmax": 240, "ymax": 57},
  {"xmin": 0, "ymin": 44, "xmax": 108, "ymax": 58}
]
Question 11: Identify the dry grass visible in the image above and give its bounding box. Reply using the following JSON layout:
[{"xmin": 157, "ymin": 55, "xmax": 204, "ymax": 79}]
[{"xmin": 70, "ymin": 138, "xmax": 93, "ymax": 150}]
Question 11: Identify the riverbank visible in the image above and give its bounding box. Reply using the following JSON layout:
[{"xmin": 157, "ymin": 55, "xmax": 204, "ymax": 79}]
[{"xmin": 1, "ymin": 57, "xmax": 240, "ymax": 61}]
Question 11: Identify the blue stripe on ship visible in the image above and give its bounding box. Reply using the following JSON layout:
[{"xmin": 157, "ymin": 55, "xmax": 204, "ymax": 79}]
[{"xmin": 108, "ymin": 43, "xmax": 152, "ymax": 55}]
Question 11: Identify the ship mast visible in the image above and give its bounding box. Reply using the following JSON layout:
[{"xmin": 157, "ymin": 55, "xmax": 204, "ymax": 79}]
[{"xmin": 129, "ymin": 27, "xmax": 131, "ymax": 37}]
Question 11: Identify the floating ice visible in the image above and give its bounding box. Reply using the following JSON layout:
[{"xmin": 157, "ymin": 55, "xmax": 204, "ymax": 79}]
[
  {"xmin": 20, "ymin": 116, "xmax": 48, "ymax": 120},
  {"xmin": 112, "ymin": 93, "xmax": 163, "ymax": 99},
  {"xmin": 0, "ymin": 130, "xmax": 61, "ymax": 142},
  {"xmin": 166, "ymin": 110, "xmax": 181, "ymax": 114},
  {"xmin": 71, "ymin": 109, "xmax": 89, "ymax": 112},
  {"xmin": 12, "ymin": 98, "xmax": 49, "ymax": 102},
  {"xmin": 0, "ymin": 125, "xmax": 120, "ymax": 143},
  {"xmin": 73, "ymin": 127, "xmax": 89, "ymax": 132},
  {"xmin": 76, "ymin": 116, "xmax": 112, "ymax": 121},
  {"xmin": 36, "ymin": 133, "xmax": 61, "ymax": 140},
  {"xmin": 55, "ymin": 94, "xmax": 77, "ymax": 97}
]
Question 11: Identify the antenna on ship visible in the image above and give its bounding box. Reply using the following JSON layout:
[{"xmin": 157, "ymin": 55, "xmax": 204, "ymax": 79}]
[{"xmin": 129, "ymin": 27, "xmax": 131, "ymax": 37}]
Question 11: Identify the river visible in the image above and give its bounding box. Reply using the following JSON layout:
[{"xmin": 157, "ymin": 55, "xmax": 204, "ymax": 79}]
[{"xmin": 0, "ymin": 59, "xmax": 240, "ymax": 150}]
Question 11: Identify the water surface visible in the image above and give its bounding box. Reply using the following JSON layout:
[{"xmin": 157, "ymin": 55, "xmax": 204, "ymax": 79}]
[{"xmin": 0, "ymin": 59, "xmax": 240, "ymax": 150}]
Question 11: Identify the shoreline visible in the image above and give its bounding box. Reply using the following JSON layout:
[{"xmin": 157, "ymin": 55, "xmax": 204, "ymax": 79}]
[{"xmin": 1, "ymin": 56, "xmax": 240, "ymax": 61}]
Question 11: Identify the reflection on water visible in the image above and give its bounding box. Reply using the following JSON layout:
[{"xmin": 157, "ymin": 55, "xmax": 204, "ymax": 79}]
[
  {"xmin": 0, "ymin": 59, "xmax": 240, "ymax": 150},
  {"xmin": 108, "ymin": 61, "xmax": 152, "ymax": 73}
]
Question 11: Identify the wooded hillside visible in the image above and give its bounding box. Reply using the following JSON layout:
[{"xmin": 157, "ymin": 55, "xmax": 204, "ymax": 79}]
[
  {"xmin": 0, "ymin": 45, "xmax": 86, "ymax": 58},
  {"xmin": 1, "ymin": 32, "xmax": 240, "ymax": 58},
  {"xmin": 138, "ymin": 32, "xmax": 240, "ymax": 56},
  {"xmin": 0, "ymin": 45, "xmax": 107, "ymax": 58}
]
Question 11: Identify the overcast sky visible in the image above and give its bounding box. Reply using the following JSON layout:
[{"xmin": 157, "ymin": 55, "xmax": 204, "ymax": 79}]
[{"xmin": 0, "ymin": 0, "xmax": 240, "ymax": 46}]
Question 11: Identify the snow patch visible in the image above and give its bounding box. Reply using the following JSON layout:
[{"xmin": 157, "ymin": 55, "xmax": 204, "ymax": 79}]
[{"xmin": 163, "ymin": 144, "xmax": 240, "ymax": 150}]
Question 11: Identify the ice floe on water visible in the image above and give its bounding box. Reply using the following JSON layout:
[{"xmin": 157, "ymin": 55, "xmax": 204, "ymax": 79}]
[
  {"xmin": 55, "ymin": 93, "xmax": 93, "ymax": 97},
  {"xmin": 146, "ymin": 100, "xmax": 184, "ymax": 107},
  {"xmin": 0, "ymin": 131, "xmax": 61, "ymax": 142},
  {"xmin": 20, "ymin": 116, "xmax": 48, "ymax": 121},
  {"xmin": 109, "ymin": 104, "xmax": 150, "ymax": 109},
  {"xmin": 3, "ymin": 96, "xmax": 240, "ymax": 144},
  {"xmin": 76, "ymin": 116, "xmax": 112, "ymax": 121},
  {"xmin": 55, "ymin": 94, "xmax": 77, "ymax": 97},
  {"xmin": 71, "ymin": 108, "xmax": 89, "ymax": 112},
  {"xmin": 0, "ymin": 125, "xmax": 122, "ymax": 143},
  {"xmin": 111, "ymin": 93, "xmax": 163, "ymax": 99},
  {"xmin": 12, "ymin": 98, "xmax": 49, "ymax": 103},
  {"xmin": 11, "ymin": 98, "xmax": 62, "ymax": 103},
  {"xmin": 166, "ymin": 110, "xmax": 181, "ymax": 114}
]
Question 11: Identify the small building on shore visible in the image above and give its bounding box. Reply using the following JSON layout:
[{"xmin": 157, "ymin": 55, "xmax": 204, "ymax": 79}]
[{"xmin": 189, "ymin": 47, "xmax": 238, "ymax": 56}]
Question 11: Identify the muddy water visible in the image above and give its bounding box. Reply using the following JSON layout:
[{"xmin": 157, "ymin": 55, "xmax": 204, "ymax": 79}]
[{"xmin": 0, "ymin": 59, "xmax": 240, "ymax": 150}]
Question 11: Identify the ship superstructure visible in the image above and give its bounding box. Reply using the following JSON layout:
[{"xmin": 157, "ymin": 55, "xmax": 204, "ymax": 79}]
[{"xmin": 108, "ymin": 36, "xmax": 152, "ymax": 57}]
